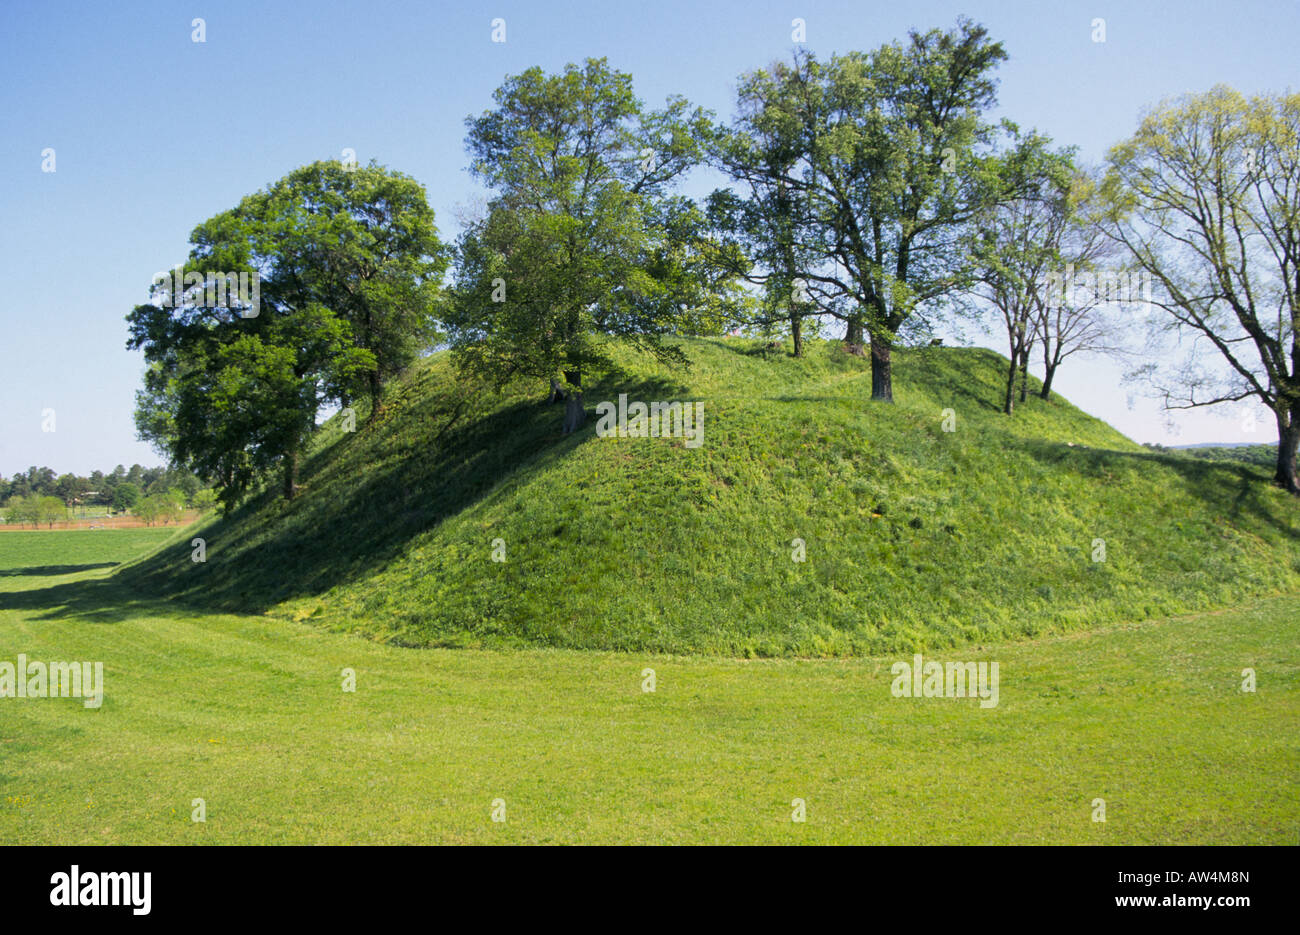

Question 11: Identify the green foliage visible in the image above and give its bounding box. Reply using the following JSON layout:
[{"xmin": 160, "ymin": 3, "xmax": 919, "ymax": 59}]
[
  {"xmin": 1147, "ymin": 444, "xmax": 1278, "ymax": 467},
  {"xmin": 191, "ymin": 488, "xmax": 218, "ymax": 512},
  {"xmin": 3, "ymin": 495, "xmax": 38, "ymax": 527},
  {"xmin": 713, "ymin": 19, "xmax": 1017, "ymax": 396},
  {"xmin": 110, "ymin": 483, "xmax": 141, "ymax": 514},
  {"xmin": 128, "ymin": 161, "xmax": 445, "ymax": 507},
  {"xmin": 254, "ymin": 161, "xmax": 448, "ymax": 403},
  {"xmin": 2, "ymin": 464, "xmax": 205, "ymax": 509},
  {"xmin": 1101, "ymin": 85, "xmax": 1300, "ymax": 490},
  {"xmin": 119, "ymin": 338, "xmax": 1299, "ymax": 656},
  {"xmin": 134, "ymin": 490, "xmax": 186, "ymax": 526},
  {"xmin": 448, "ymin": 58, "xmax": 745, "ymax": 407},
  {"xmin": 35, "ymin": 496, "xmax": 66, "ymax": 528},
  {"xmin": 5, "ymin": 495, "xmax": 69, "ymax": 528}
]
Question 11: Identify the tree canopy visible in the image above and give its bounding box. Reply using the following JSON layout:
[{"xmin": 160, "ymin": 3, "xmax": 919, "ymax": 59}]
[
  {"xmin": 1102, "ymin": 86, "xmax": 1300, "ymax": 492},
  {"xmin": 713, "ymin": 20, "xmax": 1016, "ymax": 400},
  {"xmin": 447, "ymin": 58, "xmax": 746, "ymax": 431},
  {"xmin": 128, "ymin": 161, "xmax": 446, "ymax": 506}
]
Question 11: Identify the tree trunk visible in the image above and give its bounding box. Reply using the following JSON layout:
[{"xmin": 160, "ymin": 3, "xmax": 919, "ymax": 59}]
[
  {"xmin": 1003, "ymin": 353, "xmax": 1017, "ymax": 415},
  {"xmin": 1275, "ymin": 406, "xmax": 1300, "ymax": 494},
  {"xmin": 846, "ymin": 315, "xmax": 864, "ymax": 347},
  {"xmin": 283, "ymin": 449, "xmax": 298, "ymax": 501},
  {"xmin": 1040, "ymin": 363, "xmax": 1056, "ymax": 400},
  {"xmin": 1018, "ymin": 349, "xmax": 1030, "ymax": 404},
  {"xmin": 548, "ymin": 377, "xmax": 565, "ymax": 404},
  {"xmin": 869, "ymin": 333, "xmax": 893, "ymax": 402},
  {"xmin": 366, "ymin": 370, "xmax": 381, "ymax": 423},
  {"xmin": 791, "ymin": 313, "xmax": 804, "ymax": 358},
  {"xmin": 562, "ymin": 369, "xmax": 586, "ymax": 434}
]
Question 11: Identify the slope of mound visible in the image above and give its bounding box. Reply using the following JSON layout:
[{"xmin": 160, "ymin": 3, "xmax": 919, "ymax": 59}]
[{"xmin": 119, "ymin": 338, "xmax": 1300, "ymax": 655}]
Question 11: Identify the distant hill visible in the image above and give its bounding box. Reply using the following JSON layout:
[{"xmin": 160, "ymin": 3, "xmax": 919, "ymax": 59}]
[
  {"xmin": 119, "ymin": 338, "xmax": 1300, "ymax": 656},
  {"xmin": 1170, "ymin": 442, "xmax": 1260, "ymax": 448}
]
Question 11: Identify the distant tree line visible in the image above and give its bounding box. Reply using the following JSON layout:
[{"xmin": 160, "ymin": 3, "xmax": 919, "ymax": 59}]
[
  {"xmin": 126, "ymin": 19, "xmax": 1300, "ymax": 497},
  {"xmin": 1143, "ymin": 444, "xmax": 1278, "ymax": 469},
  {"xmin": 0, "ymin": 464, "xmax": 214, "ymax": 527}
]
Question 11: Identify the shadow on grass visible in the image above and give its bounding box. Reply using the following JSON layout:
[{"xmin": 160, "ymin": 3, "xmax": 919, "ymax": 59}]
[
  {"xmin": 87, "ymin": 372, "xmax": 691, "ymax": 619},
  {"xmin": 899, "ymin": 346, "xmax": 1012, "ymax": 414},
  {"xmin": 1017, "ymin": 439, "xmax": 1299, "ymax": 541},
  {"xmin": 0, "ymin": 562, "xmax": 118, "ymax": 577},
  {"xmin": 0, "ymin": 577, "xmax": 176, "ymax": 624}
]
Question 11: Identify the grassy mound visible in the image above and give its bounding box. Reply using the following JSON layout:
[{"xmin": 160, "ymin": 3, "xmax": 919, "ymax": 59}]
[{"xmin": 119, "ymin": 338, "xmax": 1300, "ymax": 655}]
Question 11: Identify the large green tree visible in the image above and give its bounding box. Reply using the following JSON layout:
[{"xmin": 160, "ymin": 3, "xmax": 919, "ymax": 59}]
[
  {"xmin": 448, "ymin": 58, "xmax": 744, "ymax": 432},
  {"xmin": 4, "ymin": 496, "xmax": 38, "ymax": 528},
  {"xmin": 129, "ymin": 161, "xmax": 443, "ymax": 505},
  {"xmin": 251, "ymin": 162, "xmax": 447, "ymax": 415},
  {"xmin": 715, "ymin": 21, "xmax": 1015, "ymax": 401},
  {"xmin": 706, "ymin": 145, "xmax": 820, "ymax": 358}
]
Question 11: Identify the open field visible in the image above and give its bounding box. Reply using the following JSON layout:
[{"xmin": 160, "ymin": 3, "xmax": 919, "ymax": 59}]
[
  {"xmin": 0, "ymin": 512, "xmax": 199, "ymax": 533},
  {"xmin": 1, "ymin": 528, "xmax": 1295, "ymax": 844}
]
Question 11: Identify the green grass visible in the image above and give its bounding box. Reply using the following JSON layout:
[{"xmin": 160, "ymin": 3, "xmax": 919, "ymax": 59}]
[
  {"xmin": 0, "ymin": 528, "xmax": 184, "ymax": 592},
  {"xmin": 1, "ymin": 530, "xmax": 1295, "ymax": 843},
  {"xmin": 118, "ymin": 337, "xmax": 1300, "ymax": 656}
]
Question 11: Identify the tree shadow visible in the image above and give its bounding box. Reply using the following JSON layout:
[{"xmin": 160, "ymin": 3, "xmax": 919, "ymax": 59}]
[
  {"xmin": 1015, "ymin": 439, "xmax": 1299, "ymax": 541},
  {"xmin": 93, "ymin": 371, "xmax": 692, "ymax": 618},
  {"xmin": 0, "ymin": 562, "xmax": 118, "ymax": 577},
  {"xmin": 899, "ymin": 346, "xmax": 1009, "ymax": 414},
  {"xmin": 0, "ymin": 576, "xmax": 175, "ymax": 624}
]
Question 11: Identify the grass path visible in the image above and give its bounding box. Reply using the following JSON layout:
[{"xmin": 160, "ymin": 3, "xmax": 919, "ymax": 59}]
[{"xmin": 0, "ymin": 529, "xmax": 1295, "ymax": 843}]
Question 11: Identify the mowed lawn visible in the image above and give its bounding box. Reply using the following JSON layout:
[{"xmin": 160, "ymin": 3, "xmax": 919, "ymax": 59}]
[{"xmin": 0, "ymin": 529, "xmax": 1296, "ymax": 844}]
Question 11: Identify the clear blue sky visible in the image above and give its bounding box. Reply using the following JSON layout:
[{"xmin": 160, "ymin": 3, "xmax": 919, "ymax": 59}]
[{"xmin": 2, "ymin": 0, "xmax": 1296, "ymax": 474}]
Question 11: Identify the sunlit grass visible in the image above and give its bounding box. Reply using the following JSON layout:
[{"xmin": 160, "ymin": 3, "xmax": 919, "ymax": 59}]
[{"xmin": 0, "ymin": 532, "xmax": 1294, "ymax": 844}]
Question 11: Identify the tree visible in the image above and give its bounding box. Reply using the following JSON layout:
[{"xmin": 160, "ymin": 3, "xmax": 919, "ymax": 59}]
[
  {"xmin": 111, "ymin": 482, "xmax": 141, "ymax": 514},
  {"xmin": 1032, "ymin": 172, "xmax": 1128, "ymax": 400},
  {"xmin": 169, "ymin": 471, "xmax": 201, "ymax": 504},
  {"xmin": 36, "ymin": 496, "xmax": 66, "ymax": 529},
  {"xmin": 160, "ymin": 490, "xmax": 186, "ymax": 523},
  {"xmin": 1102, "ymin": 86, "xmax": 1300, "ymax": 493},
  {"xmin": 715, "ymin": 21, "xmax": 1015, "ymax": 401},
  {"xmin": 134, "ymin": 495, "xmax": 161, "ymax": 526},
  {"xmin": 970, "ymin": 135, "xmax": 1072, "ymax": 413},
  {"xmin": 249, "ymin": 162, "xmax": 448, "ymax": 418},
  {"xmin": 54, "ymin": 472, "xmax": 90, "ymax": 507},
  {"xmin": 191, "ymin": 488, "xmax": 218, "ymax": 513},
  {"xmin": 134, "ymin": 491, "xmax": 183, "ymax": 526},
  {"xmin": 708, "ymin": 125, "xmax": 821, "ymax": 358},
  {"xmin": 4, "ymin": 496, "xmax": 38, "ymax": 528},
  {"xmin": 86, "ymin": 471, "xmax": 108, "ymax": 505},
  {"xmin": 100, "ymin": 465, "xmax": 126, "ymax": 505},
  {"xmin": 6, "ymin": 473, "xmax": 31, "ymax": 500},
  {"xmin": 448, "ymin": 58, "xmax": 743, "ymax": 432},
  {"xmin": 128, "ymin": 161, "xmax": 439, "ymax": 505},
  {"xmin": 24, "ymin": 466, "xmax": 56, "ymax": 497}
]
